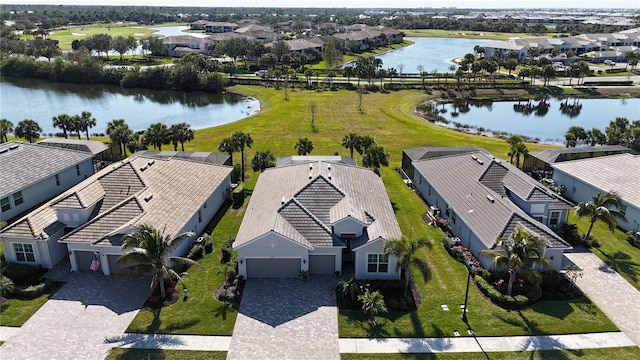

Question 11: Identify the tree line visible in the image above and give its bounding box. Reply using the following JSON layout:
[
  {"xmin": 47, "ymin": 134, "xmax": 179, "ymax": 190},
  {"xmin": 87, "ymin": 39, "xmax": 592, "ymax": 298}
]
[{"xmin": 564, "ymin": 117, "xmax": 640, "ymax": 151}]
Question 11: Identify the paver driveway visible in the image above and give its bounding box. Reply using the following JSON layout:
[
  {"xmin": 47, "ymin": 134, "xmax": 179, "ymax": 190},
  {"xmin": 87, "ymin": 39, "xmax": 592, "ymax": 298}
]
[
  {"xmin": 0, "ymin": 271, "xmax": 148, "ymax": 360},
  {"xmin": 227, "ymin": 276, "xmax": 340, "ymax": 360}
]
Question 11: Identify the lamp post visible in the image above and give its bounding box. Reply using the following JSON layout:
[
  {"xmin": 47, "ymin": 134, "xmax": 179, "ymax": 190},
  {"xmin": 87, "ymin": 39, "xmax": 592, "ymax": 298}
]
[{"xmin": 461, "ymin": 265, "xmax": 471, "ymax": 323}]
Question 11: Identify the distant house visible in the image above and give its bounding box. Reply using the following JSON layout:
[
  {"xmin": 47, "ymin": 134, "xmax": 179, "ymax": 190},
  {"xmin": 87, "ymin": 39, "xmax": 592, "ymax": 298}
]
[
  {"xmin": 552, "ymin": 153, "xmax": 640, "ymax": 234},
  {"xmin": 233, "ymin": 157, "xmax": 402, "ymax": 279},
  {"xmin": 133, "ymin": 150, "xmax": 232, "ymax": 166},
  {"xmin": 189, "ymin": 20, "xmax": 238, "ymax": 33},
  {"xmin": 0, "ymin": 141, "xmax": 94, "ymax": 222},
  {"xmin": 0, "ymin": 154, "xmax": 232, "ymax": 274},
  {"xmin": 162, "ymin": 35, "xmax": 214, "ymax": 57},
  {"xmin": 523, "ymin": 145, "xmax": 634, "ymax": 176},
  {"xmin": 407, "ymin": 147, "xmax": 572, "ymax": 271},
  {"xmin": 37, "ymin": 138, "xmax": 118, "ymax": 172}
]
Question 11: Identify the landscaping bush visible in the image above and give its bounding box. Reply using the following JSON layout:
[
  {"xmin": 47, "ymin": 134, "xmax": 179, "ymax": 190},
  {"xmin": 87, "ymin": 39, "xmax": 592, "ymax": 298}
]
[
  {"xmin": 13, "ymin": 280, "xmax": 53, "ymax": 299},
  {"xmin": 540, "ymin": 270, "xmax": 561, "ymax": 290},
  {"xmin": 475, "ymin": 275, "xmax": 541, "ymax": 307},
  {"xmin": 3, "ymin": 262, "xmax": 46, "ymax": 286},
  {"xmin": 626, "ymin": 232, "xmax": 640, "ymax": 249},
  {"xmin": 232, "ymin": 183, "xmax": 244, "ymax": 206},
  {"xmin": 449, "ymin": 245, "xmax": 483, "ymax": 275}
]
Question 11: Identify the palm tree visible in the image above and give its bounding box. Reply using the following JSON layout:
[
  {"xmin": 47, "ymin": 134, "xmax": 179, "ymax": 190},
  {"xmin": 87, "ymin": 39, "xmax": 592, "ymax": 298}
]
[
  {"xmin": 15, "ymin": 119, "xmax": 42, "ymax": 143},
  {"xmin": 341, "ymin": 133, "xmax": 359, "ymax": 158},
  {"xmin": 575, "ymin": 192, "xmax": 628, "ymax": 242},
  {"xmin": 479, "ymin": 225, "xmax": 551, "ymax": 296},
  {"xmin": 505, "ymin": 135, "xmax": 523, "ymax": 164},
  {"xmin": 362, "ymin": 145, "xmax": 389, "ymax": 171},
  {"xmin": 52, "ymin": 113, "xmax": 72, "ymax": 138},
  {"xmin": 218, "ymin": 137, "xmax": 235, "ymax": 165},
  {"xmin": 251, "ymin": 150, "xmax": 276, "ymax": 172},
  {"xmin": 0, "ymin": 119, "xmax": 14, "ymax": 143},
  {"xmin": 358, "ymin": 290, "xmax": 387, "ymax": 325},
  {"xmin": 356, "ymin": 135, "xmax": 376, "ymax": 155},
  {"xmin": 169, "ymin": 122, "xmax": 194, "ymax": 151},
  {"xmin": 342, "ymin": 65, "xmax": 355, "ymax": 85},
  {"xmin": 337, "ymin": 278, "xmax": 367, "ymax": 302},
  {"xmin": 78, "ymin": 111, "xmax": 97, "ymax": 140},
  {"xmin": 512, "ymin": 142, "xmax": 529, "ymax": 169},
  {"xmin": 144, "ymin": 122, "xmax": 170, "ymax": 151},
  {"xmin": 383, "ymin": 237, "xmax": 432, "ymax": 295},
  {"xmin": 230, "ymin": 131, "xmax": 253, "ymax": 182},
  {"xmin": 106, "ymin": 119, "xmax": 133, "ymax": 156},
  {"xmin": 70, "ymin": 115, "xmax": 83, "ymax": 139},
  {"xmin": 117, "ymin": 225, "xmax": 198, "ymax": 300},
  {"xmin": 294, "ymin": 137, "xmax": 314, "ymax": 156}
]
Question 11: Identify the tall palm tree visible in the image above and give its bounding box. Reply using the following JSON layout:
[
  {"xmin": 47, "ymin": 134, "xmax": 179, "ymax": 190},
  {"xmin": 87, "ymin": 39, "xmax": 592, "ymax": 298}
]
[
  {"xmin": 575, "ymin": 192, "xmax": 627, "ymax": 242},
  {"xmin": 15, "ymin": 119, "xmax": 42, "ymax": 143},
  {"xmin": 52, "ymin": 113, "xmax": 72, "ymax": 139},
  {"xmin": 356, "ymin": 135, "xmax": 376, "ymax": 156},
  {"xmin": 0, "ymin": 119, "xmax": 14, "ymax": 143},
  {"xmin": 358, "ymin": 290, "xmax": 387, "ymax": 325},
  {"xmin": 144, "ymin": 122, "xmax": 170, "ymax": 151},
  {"xmin": 117, "ymin": 225, "xmax": 198, "ymax": 300},
  {"xmin": 479, "ymin": 225, "xmax": 551, "ymax": 296},
  {"xmin": 513, "ymin": 142, "xmax": 529, "ymax": 169},
  {"xmin": 383, "ymin": 237, "xmax": 432, "ymax": 295},
  {"xmin": 362, "ymin": 145, "xmax": 389, "ymax": 171},
  {"xmin": 341, "ymin": 133, "xmax": 359, "ymax": 158},
  {"xmin": 294, "ymin": 137, "xmax": 314, "ymax": 155},
  {"xmin": 230, "ymin": 131, "xmax": 253, "ymax": 182},
  {"xmin": 505, "ymin": 135, "xmax": 523, "ymax": 164},
  {"xmin": 71, "ymin": 115, "xmax": 83, "ymax": 139},
  {"xmin": 106, "ymin": 119, "xmax": 132, "ymax": 156},
  {"xmin": 169, "ymin": 122, "xmax": 194, "ymax": 151},
  {"xmin": 78, "ymin": 111, "xmax": 97, "ymax": 140},
  {"xmin": 218, "ymin": 137, "xmax": 235, "ymax": 165}
]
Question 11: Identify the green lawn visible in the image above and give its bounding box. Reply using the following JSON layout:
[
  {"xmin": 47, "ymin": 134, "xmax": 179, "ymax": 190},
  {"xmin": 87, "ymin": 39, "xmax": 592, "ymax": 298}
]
[
  {"xmin": 47, "ymin": 23, "xmax": 159, "ymax": 50},
  {"xmin": 341, "ymin": 347, "xmax": 640, "ymax": 360},
  {"xmin": 0, "ymin": 282, "xmax": 63, "ymax": 327},
  {"xmin": 400, "ymin": 29, "xmax": 553, "ymax": 40},
  {"xmin": 567, "ymin": 212, "xmax": 640, "ymax": 291},
  {"xmin": 106, "ymin": 348, "xmax": 226, "ymax": 360},
  {"xmin": 125, "ymin": 201, "xmax": 245, "ymax": 335}
]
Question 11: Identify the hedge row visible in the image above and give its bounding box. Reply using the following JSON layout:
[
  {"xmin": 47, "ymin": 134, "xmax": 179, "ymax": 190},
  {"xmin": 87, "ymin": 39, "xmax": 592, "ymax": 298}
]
[{"xmin": 475, "ymin": 275, "xmax": 542, "ymax": 307}]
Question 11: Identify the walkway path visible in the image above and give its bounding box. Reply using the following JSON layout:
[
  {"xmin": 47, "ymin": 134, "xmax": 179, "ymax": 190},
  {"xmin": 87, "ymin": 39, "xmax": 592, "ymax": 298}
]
[
  {"xmin": 0, "ymin": 271, "xmax": 147, "ymax": 360},
  {"xmin": 227, "ymin": 277, "xmax": 340, "ymax": 360},
  {"xmin": 564, "ymin": 250, "xmax": 640, "ymax": 347}
]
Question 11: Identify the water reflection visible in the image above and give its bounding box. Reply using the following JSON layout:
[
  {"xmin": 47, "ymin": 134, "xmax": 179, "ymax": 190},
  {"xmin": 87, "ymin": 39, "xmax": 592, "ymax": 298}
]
[{"xmin": 559, "ymin": 99, "xmax": 583, "ymax": 118}]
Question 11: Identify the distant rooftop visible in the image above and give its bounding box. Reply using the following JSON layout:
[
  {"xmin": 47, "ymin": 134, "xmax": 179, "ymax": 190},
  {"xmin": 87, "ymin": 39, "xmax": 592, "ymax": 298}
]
[
  {"xmin": 0, "ymin": 141, "xmax": 94, "ymax": 197},
  {"xmin": 38, "ymin": 138, "xmax": 110, "ymax": 155},
  {"xmin": 276, "ymin": 155, "xmax": 356, "ymax": 167},
  {"xmin": 528, "ymin": 145, "xmax": 634, "ymax": 164},
  {"xmin": 133, "ymin": 150, "xmax": 231, "ymax": 165}
]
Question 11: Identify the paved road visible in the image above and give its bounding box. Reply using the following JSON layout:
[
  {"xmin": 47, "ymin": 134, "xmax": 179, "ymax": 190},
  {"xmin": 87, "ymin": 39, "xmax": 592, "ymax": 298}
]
[
  {"xmin": 227, "ymin": 277, "xmax": 340, "ymax": 360},
  {"xmin": 0, "ymin": 271, "xmax": 147, "ymax": 360},
  {"xmin": 564, "ymin": 250, "xmax": 640, "ymax": 347}
]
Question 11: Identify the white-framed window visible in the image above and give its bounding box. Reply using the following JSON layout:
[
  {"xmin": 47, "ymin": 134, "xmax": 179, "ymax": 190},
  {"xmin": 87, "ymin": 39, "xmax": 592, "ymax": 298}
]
[
  {"xmin": 367, "ymin": 253, "xmax": 389, "ymax": 273},
  {"xmin": 549, "ymin": 211, "xmax": 560, "ymax": 226},
  {"xmin": 1, "ymin": 197, "xmax": 10, "ymax": 212},
  {"xmin": 620, "ymin": 204, "xmax": 627, "ymax": 216},
  {"xmin": 13, "ymin": 191, "xmax": 24, "ymax": 206},
  {"xmin": 13, "ymin": 243, "xmax": 35, "ymax": 263}
]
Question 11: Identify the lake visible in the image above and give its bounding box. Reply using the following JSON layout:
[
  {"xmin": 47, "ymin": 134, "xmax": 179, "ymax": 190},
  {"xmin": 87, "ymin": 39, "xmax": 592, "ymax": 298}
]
[
  {"xmin": 439, "ymin": 98, "xmax": 640, "ymax": 143},
  {"xmin": 0, "ymin": 77, "xmax": 260, "ymax": 136},
  {"xmin": 375, "ymin": 37, "xmax": 493, "ymax": 73}
]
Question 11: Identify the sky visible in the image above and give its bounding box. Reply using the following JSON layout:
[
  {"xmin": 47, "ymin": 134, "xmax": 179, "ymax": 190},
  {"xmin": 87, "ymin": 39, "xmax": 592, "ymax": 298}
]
[{"xmin": 0, "ymin": 0, "xmax": 638, "ymax": 9}]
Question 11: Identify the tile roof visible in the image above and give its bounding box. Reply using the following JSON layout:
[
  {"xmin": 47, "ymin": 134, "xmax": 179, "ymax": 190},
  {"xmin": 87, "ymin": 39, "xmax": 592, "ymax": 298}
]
[
  {"xmin": 0, "ymin": 154, "xmax": 232, "ymax": 246},
  {"xmin": 412, "ymin": 150, "xmax": 570, "ymax": 249},
  {"xmin": 528, "ymin": 145, "xmax": 633, "ymax": 164},
  {"xmin": 552, "ymin": 153, "xmax": 640, "ymax": 207},
  {"xmin": 0, "ymin": 141, "xmax": 94, "ymax": 197},
  {"xmin": 37, "ymin": 138, "xmax": 110, "ymax": 155},
  {"xmin": 234, "ymin": 160, "xmax": 401, "ymax": 248}
]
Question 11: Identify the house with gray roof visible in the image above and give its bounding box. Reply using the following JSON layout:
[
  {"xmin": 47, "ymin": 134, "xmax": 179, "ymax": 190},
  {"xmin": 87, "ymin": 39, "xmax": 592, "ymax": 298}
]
[
  {"xmin": 0, "ymin": 154, "xmax": 232, "ymax": 275},
  {"xmin": 552, "ymin": 153, "xmax": 640, "ymax": 234},
  {"xmin": 523, "ymin": 145, "xmax": 634, "ymax": 175},
  {"xmin": 0, "ymin": 141, "xmax": 95, "ymax": 222},
  {"xmin": 407, "ymin": 147, "xmax": 572, "ymax": 270},
  {"xmin": 233, "ymin": 157, "xmax": 402, "ymax": 279}
]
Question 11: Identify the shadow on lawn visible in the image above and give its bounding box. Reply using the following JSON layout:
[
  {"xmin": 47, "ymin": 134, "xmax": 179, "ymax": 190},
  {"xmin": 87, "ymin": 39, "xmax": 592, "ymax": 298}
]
[
  {"xmin": 136, "ymin": 307, "xmax": 200, "ymax": 334},
  {"xmin": 595, "ymin": 249, "xmax": 640, "ymax": 285}
]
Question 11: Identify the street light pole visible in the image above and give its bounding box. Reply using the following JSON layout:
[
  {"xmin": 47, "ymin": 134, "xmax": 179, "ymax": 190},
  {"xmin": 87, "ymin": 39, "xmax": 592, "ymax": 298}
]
[{"xmin": 461, "ymin": 265, "xmax": 471, "ymax": 323}]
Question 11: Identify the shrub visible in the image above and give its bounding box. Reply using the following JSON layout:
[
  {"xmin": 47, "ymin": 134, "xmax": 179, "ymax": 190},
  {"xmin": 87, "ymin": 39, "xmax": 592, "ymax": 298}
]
[
  {"xmin": 3, "ymin": 262, "xmax": 45, "ymax": 285},
  {"xmin": 232, "ymin": 183, "xmax": 244, "ymax": 205},
  {"xmin": 13, "ymin": 280, "xmax": 52, "ymax": 298},
  {"xmin": 540, "ymin": 270, "xmax": 561, "ymax": 290},
  {"xmin": 474, "ymin": 275, "xmax": 541, "ymax": 307}
]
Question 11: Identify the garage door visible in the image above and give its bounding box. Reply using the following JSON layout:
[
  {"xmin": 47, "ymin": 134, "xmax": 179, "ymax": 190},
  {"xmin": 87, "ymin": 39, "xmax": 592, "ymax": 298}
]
[
  {"xmin": 246, "ymin": 258, "xmax": 300, "ymax": 278},
  {"xmin": 74, "ymin": 251, "xmax": 95, "ymax": 272},
  {"xmin": 107, "ymin": 255, "xmax": 123, "ymax": 276},
  {"xmin": 309, "ymin": 255, "xmax": 335, "ymax": 275}
]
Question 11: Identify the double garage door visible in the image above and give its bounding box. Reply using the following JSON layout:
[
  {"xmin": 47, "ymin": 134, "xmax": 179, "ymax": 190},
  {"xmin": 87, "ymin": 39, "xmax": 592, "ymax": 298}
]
[{"xmin": 245, "ymin": 255, "xmax": 336, "ymax": 278}]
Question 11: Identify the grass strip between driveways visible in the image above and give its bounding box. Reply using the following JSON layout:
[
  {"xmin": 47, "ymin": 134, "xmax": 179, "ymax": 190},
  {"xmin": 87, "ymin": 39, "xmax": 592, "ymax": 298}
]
[
  {"xmin": 340, "ymin": 347, "xmax": 640, "ymax": 360},
  {"xmin": 106, "ymin": 348, "xmax": 226, "ymax": 360}
]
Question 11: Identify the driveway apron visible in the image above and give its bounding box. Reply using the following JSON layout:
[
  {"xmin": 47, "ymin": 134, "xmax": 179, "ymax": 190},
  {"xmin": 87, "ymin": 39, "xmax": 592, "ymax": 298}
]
[
  {"xmin": 564, "ymin": 250, "xmax": 640, "ymax": 347},
  {"xmin": 0, "ymin": 271, "xmax": 148, "ymax": 360},
  {"xmin": 227, "ymin": 276, "xmax": 340, "ymax": 360}
]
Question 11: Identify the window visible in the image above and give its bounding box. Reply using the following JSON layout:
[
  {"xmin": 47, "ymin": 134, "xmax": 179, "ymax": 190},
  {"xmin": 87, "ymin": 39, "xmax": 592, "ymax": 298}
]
[
  {"xmin": 445, "ymin": 205, "xmax": 450, "ymax": 217},
  {"xmin": 549, "ymin": 211, "xmax": 560, "ymax": 226},
  {"xmin": 203, "ymin": 201, "xmax": 207, "ymax": 209},
  {"xmin": 13, "ymin": 243, "xmax": 35, "ymax": 263},
  {"xmin": 76, "ymin": 165, "xmax": 81, "ymax": 176},
  {"xmin": 1, "ymin": 197, "xmax": 10, "ymax": 212},
  {"xmin": 55, "ymin": 174, "xmax": 60, "ymax": 186},
  {"xmin": 13, "ymin": 191, "xmax": 23, "ymax": 206},
  {"xmin": 451, "ymin": 211, "xmax": 457, "ymax": 224},
  {"xmin": 620, "ymin": 204, "xmax": 627, "ymax": 216},
  {"xmin": 198, "ymin": 209, "xmax": 202, "ymax": 223},
  {"xmin": 367, "ymin": 254, "xmax": 389, "ymax": 273}
]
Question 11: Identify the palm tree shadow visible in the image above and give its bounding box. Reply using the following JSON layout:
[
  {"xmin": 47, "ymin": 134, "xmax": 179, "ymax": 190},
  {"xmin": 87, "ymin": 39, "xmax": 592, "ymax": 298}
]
[
  {"xmin": 412, "ymin": 258, "xmax": 432, "ymax": 284},
  {"xmin": 147, "ymin": 308, "xmax": 162, "ymax": 332},
  {"xmin": 595, "ymin": 249, "xmax": 639, "ymax": 284},
  {"xmin": 364, "ymin": 320, "xmax": 391, "ymax": 337}
]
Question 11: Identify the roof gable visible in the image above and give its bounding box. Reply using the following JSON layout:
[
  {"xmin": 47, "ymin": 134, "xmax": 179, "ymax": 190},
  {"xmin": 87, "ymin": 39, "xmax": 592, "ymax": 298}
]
[
  {"xmin": 293, "ymin": 175, "xmax": 345, "ymax": 224},
  {"xmin": 277, "ymin": 198, "xmax": 334, "ymax": 247}
]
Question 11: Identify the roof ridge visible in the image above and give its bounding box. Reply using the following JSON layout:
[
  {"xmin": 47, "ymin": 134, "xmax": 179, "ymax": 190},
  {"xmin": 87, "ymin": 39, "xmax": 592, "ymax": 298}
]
[{"xmin": 294, "ymin": 174, "xmax": 345, "ymax": 198}]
